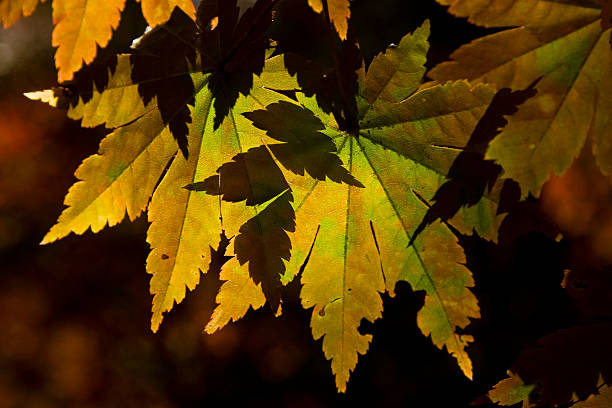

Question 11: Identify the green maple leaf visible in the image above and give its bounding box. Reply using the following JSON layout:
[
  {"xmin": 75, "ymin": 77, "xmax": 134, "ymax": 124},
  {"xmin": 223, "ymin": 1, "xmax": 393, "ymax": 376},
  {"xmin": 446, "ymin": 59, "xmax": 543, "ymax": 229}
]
[
  {"xmin": 487, "ymin": 372, "xmax": 536, "ymax": 408},
  {"xmin": 431, "ymin": 0, "xmax": 612, "ymax": 198},
  {"xmin": 202, "ymin": 21, "xmax": 494, "ymax": 391}
]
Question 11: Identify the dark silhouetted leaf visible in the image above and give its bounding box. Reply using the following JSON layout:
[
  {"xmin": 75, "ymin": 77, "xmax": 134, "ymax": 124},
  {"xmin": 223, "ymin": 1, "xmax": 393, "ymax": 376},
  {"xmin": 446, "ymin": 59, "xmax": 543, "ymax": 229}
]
[
  {"xmin": 234, "ymin": 190, "xmax": 296, "ymax": 311},
  {"xmin": 271, "ymin": 0, "xmax": 361, "ymax": 131},
  {"xmin": 489, "ymin": 323, "xmax": 612, "ymax": 407},
  {"xmin": 412, "ymin": 85, "xmax": 537, "ymax": 243},
  {"xmin": 186, "ymin": 145, "xmax": 290, "ymax": 206},
  {"xmin": 244, "ymin": 101, "xmax": 363, "ymax": 186},
  {"xmin": 197, "ymin": 0, "xmax": 277, "ymax": 128},
  {"xmin": 131, "ymin": 8, "xmax": 198, "ymax": 158}
]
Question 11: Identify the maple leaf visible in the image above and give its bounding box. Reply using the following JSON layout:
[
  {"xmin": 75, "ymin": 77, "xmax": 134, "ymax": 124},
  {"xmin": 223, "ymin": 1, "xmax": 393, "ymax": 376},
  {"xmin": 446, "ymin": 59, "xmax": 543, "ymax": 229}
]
[
  {"xmin": 52, "ymin": 0, "xmax": 126, "ymax": 83},
  {"xmin": 40, "ymin": 2, "xmax": 301, "ymax": 331},
  {"xmin": 232, "ymin": 190, "xmax": 296, "ymax": 310},
  {"xmin": 186, "ymin": 145, "xmax": 294, "ymax": 311},
  {"xmin": 191, "ymin": 100, "xmax": 364, "ymax": 316},
  {"xmin": 0, "ymin": 0, "xmax": 44, "ymax": 28},
  {"xmin": 50, "ymin": 0, "xmax": 194, "ymax": 83},
  {"xmin": 308, "ymin": 0, "xmax": 350, "ymax": 40},
  {"xmin": 200, "ymin": 21, "xmax": 493, "ymax": 392},
  {"xmin": 431, "ymin": 0, "xmax": 612, "ymax": 198},
  {"xmin": 129, "ymin": 8, "xmax": 198, "ymax": 158}
]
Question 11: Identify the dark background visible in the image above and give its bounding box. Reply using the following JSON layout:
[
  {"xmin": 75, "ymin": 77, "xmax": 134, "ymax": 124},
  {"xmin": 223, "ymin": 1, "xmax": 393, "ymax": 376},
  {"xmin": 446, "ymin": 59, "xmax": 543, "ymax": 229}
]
[{"xmin": 1, "ymin": 1, "xmax": 611, "ymax": 406}]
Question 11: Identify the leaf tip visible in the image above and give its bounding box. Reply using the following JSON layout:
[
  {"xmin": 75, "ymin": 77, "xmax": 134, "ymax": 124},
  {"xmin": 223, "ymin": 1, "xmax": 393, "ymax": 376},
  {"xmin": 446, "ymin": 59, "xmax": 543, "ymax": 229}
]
[
  {"xmin": 150, "ymin": 313, "xmax": 162, "ymax": 333},
  {"xmin": 24, "ymin": 90, "xmax": 59, "ymax": 107}
]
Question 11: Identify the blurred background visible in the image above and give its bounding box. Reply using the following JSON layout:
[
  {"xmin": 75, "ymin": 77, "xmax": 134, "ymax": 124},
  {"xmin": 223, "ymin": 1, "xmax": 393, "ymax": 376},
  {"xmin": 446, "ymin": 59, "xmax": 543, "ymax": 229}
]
[{"xmin": 1, "ymin": 1, "xmax": 611, "ymax": 407}]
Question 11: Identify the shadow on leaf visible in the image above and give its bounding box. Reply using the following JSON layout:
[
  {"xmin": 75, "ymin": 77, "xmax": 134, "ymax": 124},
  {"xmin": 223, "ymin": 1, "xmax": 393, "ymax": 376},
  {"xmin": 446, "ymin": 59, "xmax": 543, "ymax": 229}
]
[
  {"xmin": 244, "ymin": 101, "xmax": 364, "ymax": 187},
  {"xmin": 270, "ymin": 0, "xmax": 361, "ymax": 131},
  {"xmin": 65, "ymin": 0, "xmax": 148, "ymax": 104},
  {"xmin": 197, "ymin": 0, "xmax": 276, "ymax": 129},
  {"xmin": 130, "ymin": 8, "xmax": 198, "ymax": 158},
  {"xmin": 410, "ymin": 85, "xmax": 537, "ymax": 245},
  {"xmin": 186, "ymin": 145, "xmax": 289, "ymax": 206},
  {"xmin": 234, "ymin": 190, "xmax": 296, "ymax": 311}
]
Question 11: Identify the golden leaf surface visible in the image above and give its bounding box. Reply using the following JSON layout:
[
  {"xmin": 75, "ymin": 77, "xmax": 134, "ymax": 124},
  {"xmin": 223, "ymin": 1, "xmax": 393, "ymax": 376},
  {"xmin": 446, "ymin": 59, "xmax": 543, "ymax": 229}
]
[
  {"xmin": 41, "ymin": 50, "xmax": 300, "ymax": 332},
  {"xmin": 213, "ymin": 22, "xmax": 491, "ymax": 391},
  {"xmin": 52, "ymin": 0, "xmax": 126, "ymax": 82}
]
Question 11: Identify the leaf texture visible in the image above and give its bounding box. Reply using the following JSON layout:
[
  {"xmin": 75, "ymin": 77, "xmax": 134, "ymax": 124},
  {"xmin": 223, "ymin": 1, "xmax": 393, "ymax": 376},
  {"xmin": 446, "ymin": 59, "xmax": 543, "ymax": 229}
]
[
  {"xmin": 67, "ymin": 55, "xmax": 148, "ymax": 128},
  {"xmin": 0, "ymin": 0, "xmax": 43, "ymax": 28},
  {"xmin": 42, "ymin": 49, "xmax": 300, "ymax": 332},
  {"xmin": 205, "ymin": 255, "xmax": 267, "ymax": 333},
  {"xmin": 219, "ymin": 22, "xmax": 492, "ymax": 391},
  {"xmin": 40, "ymin": 99, "xmax": 177, "ymax": 245},
  {"xmin": 146, "ymin": 61, "xmax": 300, "ymax": 332},
  {"xmin": 431, "ymin": 0, "xmax": 612, "ymax": 198},
  {"xmin": 52, "ymin": 0, "xmax": 126, "ymax": 82}
]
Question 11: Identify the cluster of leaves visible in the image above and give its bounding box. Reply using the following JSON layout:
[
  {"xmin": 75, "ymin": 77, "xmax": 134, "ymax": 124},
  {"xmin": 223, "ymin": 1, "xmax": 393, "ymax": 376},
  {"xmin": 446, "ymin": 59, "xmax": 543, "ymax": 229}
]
[{"xmin": 8, "ymin": 0, "xmax": 612, "ymax": 402}]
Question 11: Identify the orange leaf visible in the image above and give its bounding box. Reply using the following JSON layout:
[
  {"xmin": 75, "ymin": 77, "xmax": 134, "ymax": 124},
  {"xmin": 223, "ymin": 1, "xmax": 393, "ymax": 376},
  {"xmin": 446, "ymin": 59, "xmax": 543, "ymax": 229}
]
[
  {"xmin": 0, "ymin": 0, "xmax": 44, "ymax": 28},
  {"xmin": 137, "ymin": 0, "xmax": 195, "ymax": 27},
  {"xmin": 52, "ymin": 0, "xmax": 126, "ymax": 82}
]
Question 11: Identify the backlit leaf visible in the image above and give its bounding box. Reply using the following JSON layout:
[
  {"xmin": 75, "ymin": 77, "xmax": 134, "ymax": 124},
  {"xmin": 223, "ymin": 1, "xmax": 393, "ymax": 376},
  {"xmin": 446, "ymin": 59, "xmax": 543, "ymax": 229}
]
[
  {"xmin": 224, "ymin": 22, "xmax": 492, "ymax": 391},
  {"xmin": 42, "ymin": 48, "xmax": 300, "ymax": 332},
  {"xmin": 147, "ymin": 61, "xmax": 300, "ymax": 332},
  {"xmin": 431, "ymin": 0, "xmax": 612, "ymax": 198},
  {"xmin": 137, "ymin": 0, "xmax": 195, "ymax": 27},
  {"xmin": 52, "ymin": 0, "xmax": 126, "ymax": 82},
  {"xmin": 40, "ymin": 94, "xmax": 177, "ymax": 245},
  {"xmin": 205, "ymin": 255, "xmax": 267, "ymax": 334},
  {"xmin": 67, "ymin": 55, "xmax": 148, "ymax": 128},
  {"xmin": 0, "ymin": 0, "xmax": 43, "ymax": 28}
]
